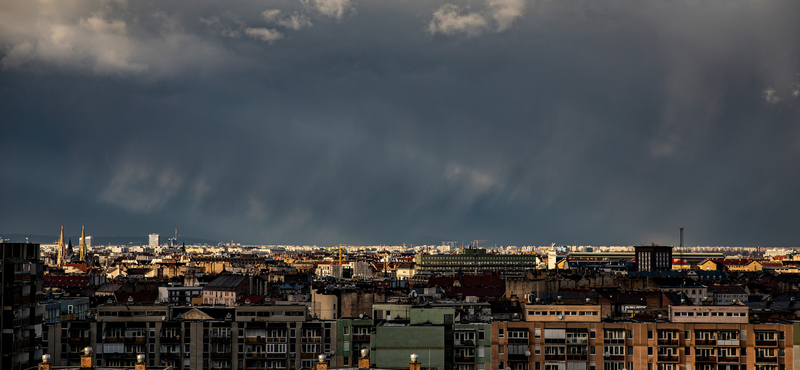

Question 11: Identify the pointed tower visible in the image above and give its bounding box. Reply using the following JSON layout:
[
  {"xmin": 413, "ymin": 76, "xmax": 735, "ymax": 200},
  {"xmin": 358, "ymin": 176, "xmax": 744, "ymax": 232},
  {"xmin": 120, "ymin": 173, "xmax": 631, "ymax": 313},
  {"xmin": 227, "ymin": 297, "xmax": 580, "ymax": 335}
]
[
  {"xmin": 79, "ymin": 224, "xmax": 87, "ymax": 263},
  {"xmin": 56, "ymin": 224, "xmax": 66, "ymax": 266}
]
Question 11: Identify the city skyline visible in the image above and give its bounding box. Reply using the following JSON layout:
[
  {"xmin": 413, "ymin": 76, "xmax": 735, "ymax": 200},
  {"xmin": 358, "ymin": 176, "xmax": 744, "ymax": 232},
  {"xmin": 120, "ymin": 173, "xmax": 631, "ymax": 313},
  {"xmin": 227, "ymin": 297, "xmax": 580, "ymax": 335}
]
[{"xmin": 2, "ymin": 0, "xmax": 800, "ymax": 247}]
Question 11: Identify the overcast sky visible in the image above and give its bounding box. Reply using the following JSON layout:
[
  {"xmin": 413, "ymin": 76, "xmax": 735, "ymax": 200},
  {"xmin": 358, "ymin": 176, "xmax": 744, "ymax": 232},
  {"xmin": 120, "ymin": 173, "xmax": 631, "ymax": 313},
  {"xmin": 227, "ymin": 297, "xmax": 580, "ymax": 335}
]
[{"xmin": 2, "ymin": 0, "xmax": 799, "ymax": 247}]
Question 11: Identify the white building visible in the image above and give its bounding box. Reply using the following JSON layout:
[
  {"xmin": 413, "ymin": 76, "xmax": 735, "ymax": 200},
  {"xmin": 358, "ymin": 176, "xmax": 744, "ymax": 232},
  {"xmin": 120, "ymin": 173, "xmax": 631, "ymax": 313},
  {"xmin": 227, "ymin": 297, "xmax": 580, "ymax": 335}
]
[{"xmin": 149, "ymin": 233, "xmax": 160, "ymax": 248}]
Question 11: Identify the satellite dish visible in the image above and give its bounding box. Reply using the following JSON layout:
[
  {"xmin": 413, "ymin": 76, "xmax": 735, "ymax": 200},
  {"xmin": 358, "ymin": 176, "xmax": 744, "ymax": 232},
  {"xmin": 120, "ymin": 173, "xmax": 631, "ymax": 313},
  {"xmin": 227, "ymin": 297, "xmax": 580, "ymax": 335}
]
[{"xmin": 557, "ymin": 315, "xmax": 563, "ymax": 320}]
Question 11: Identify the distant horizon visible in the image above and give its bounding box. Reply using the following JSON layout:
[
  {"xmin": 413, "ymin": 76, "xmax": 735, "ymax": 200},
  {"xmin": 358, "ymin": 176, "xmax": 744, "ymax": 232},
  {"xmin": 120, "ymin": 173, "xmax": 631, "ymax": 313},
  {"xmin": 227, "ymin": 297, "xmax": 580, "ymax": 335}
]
[{"xmin": 2, "ymin": 232, "xmax": 799, "ymax": 250}]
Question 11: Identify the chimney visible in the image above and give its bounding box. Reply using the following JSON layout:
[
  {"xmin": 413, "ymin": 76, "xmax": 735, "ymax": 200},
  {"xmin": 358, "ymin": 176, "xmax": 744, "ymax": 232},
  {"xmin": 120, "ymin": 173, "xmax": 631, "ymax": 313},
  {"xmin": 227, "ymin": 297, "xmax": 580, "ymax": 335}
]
[
  {"xmin": 39, "ymin": 354, "xmax": 51, "ymax": 370},
  {"xmin": 410, "ymin": 353, "xmax": 421, "ymax": 370},
  {"xmin": 81, "ymin": 347, "xmax": 94, "ymax": 369},
  {"xmin": 359, "ymin": 348, "xmax": 370, "ymax": 370},
  {"xmin": 135, "ymin": 354, "xmax": 146, "ymax": 370},
  {"xmin": 316, "ymin": 355, "xmax": 328, "ymax": 370}
]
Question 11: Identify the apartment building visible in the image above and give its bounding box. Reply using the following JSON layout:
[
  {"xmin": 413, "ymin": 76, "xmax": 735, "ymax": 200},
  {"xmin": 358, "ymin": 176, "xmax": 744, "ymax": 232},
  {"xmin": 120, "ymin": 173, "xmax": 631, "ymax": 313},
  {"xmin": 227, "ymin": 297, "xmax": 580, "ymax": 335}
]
[
  {"xmin": 45, "ymin": 303, "xmax": 337, "ymax": 370},
  {"xmin": 1, "ymin": 243, "xmax": 45, "ymax": 370},
  {"xmin": 493, "ymin": 304, "xmax": 794, "ymax": 370},
  {"xmin": 414, "ymin": 248, "xmax": 540, "ymax": 275}
]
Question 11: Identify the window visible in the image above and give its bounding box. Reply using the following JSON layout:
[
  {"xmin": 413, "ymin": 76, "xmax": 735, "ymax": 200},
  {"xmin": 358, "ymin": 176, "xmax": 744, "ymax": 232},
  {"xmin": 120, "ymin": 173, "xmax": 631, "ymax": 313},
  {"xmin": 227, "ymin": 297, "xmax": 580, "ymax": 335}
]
[
  {"xmin": 628, "ymin": 347, "xmax": 633, "ymax": 355},
  {"xmin": 499, "ymin": 328, "xmax": 505, "ymax": 338},
  {"xmin": 590, "ymin": 330, "xmax": 596, "ymax": 339},
  {"xmin": 684, "ymin": 331, "xmax": 690, "ymax": 340},
  {"xmin": 499, "ymin": 361, "xmax": 504, "ymax": 370},
  {"xmin": 589, "ymin": 346, "xmax": 595, "ymax": 355},
  {"xmin": 628, "ymin": 330, "xmax": 633, "ymax": 339},
  {"xmin": 534, "ymin": 345, "xmax": 541, "ymax": 355},
  {"xmin": 344, "ymin": 358, "xmax": 349, "ymax": 366},
  {"xmin": 499, "ymin": 345, "xmax": 504, "ymax": 355},
  {"xmin": 534, "ymin": 328, "xmax": 541, "ymax": 339},
  {"xmin": 479, "ymin": 330, "xmax": 485, "ymax": 340},
  {"xmin": 648, "ymin": 330, "xmax": 653, "ymax": 340},
  {"xmin": 648, "ymin": 347, "xmax": 653, "ymax": 356},
  {"xmin": 343, "ymin": 326, "xmax": 349, "ymax": 335}
]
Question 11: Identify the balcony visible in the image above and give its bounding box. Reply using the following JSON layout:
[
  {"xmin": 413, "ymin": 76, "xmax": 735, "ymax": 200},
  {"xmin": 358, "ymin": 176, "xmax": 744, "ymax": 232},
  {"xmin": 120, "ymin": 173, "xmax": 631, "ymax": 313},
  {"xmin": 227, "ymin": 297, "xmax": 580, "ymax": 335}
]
[
  {"xmin": 694, "ymin": 339, "xmax": 715, "ymax": 346},
  {"xmin": 606, "ymin": 355, "xmax": 625, "ymax": 361},
  {"xmin": 211, "ymin": 337, "xmax": 231, "ymax": 343},
  {"xmin": 657, "ymin": 355, "xmax": 679, "ymax": 362},
  {"xmin": 544, "ymin": 355, "xmax": 565, "ymax": 361},
  {"xmin": 248, "ymin": 353, "xmax": 265, "ymax": 359},
  {"xmin": 125, "ymin": 337, "xmax": 146, "ymax": 343},
  {"xmin": 566, "ymin": 338, "xmax": 588, "ymax": 345},
  {"xmin": 717, "ymin": 356, "xmax": 739, "ymax": 363},
  {"xmin": 657, "ymin": 339, "xmax": 679, "ymax": 346},
  {"xmin": 352, "ymin": 334, "xmax": 370, "ymax": 341},
  {"xmin": 755, "ymin": 356, "xmax": 778, "ymax": 364},
  {"xmin": 160, "ymin": 352, "xmax": 181, "ymax": 359},
  {"xmin": 267, "ymin": 337, "xmax": 286, "ymax": 343},
  {"xmin": 69, "ymin": 337, "xmax": 90, "ymax": 344},
  {"xmin": 104, "ymin": 337, "xmax": 124, "ymax": 343},
  {"xmin": 211, "ymin": 353, "xmax": 231, "ymax": 359},
  {"xmin": 567, "ymin": 353, "xmax": 587, "ymax": 361},
  {"xmin": 266, "ymin": 353, "xmax": 287, "ymax": 359},
  {"xmin": 245, "ymin": 337, "xmax": 266, "ymax": 343},
  {"xmin": 508, "ymin": 354, "xmax": 528, "ymax": 362},
  {"xmin": 508, "ymin": 338, "xmax": 529, "ymax": 344},
  {"xmin": 603, "ymin": 338, "xmax": 625, "ymax": 344},
  {"xmin": 160, "ymin": 336, "xmax": 181, "ymax": 343},
  {"xmin": 755, "ymin": 340, "xmax": 778, "ymax": 347},
  {"xmin": 454, "ymin": 340, "xmax": 476, "ymax": 347},
  {"xmin": 301, "ymin": 337, "xmax": 321, "ymax": 343},
  {"xmin": 695, "ymin": 356, "xmax": 716, "ymax": 363},
  {"xmin": 717, "ymin": 340, "xmax": 739, "ymax": 346},
  {"xmin": 455, "ymin": 356, "xmax": 476, "ymax": 363}
]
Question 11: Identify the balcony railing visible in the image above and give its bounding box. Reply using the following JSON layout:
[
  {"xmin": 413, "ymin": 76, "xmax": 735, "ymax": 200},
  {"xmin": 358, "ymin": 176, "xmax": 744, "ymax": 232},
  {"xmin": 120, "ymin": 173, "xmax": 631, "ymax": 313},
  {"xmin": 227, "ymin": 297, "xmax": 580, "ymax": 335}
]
[
  {"xmin": 717, "ymin": 356, "xmax": 739, "ymax": 363},
  {"xmin": 267, "ymin": 353, "xmax": 287, "ymax": 359},
  {"xmin": 454, "ymin": 356, "xmax": 476, "ymax": 363},
  {"xmin": 353, "ymin": 334, "xmax": 370, "ymax": 341},
  {"xmin": 755, "ymin": 356, "xmax": 778, "ymax": 363},
  {"xmin": 567, "ymin": 354, "xmax": 587, "ymax": 361},
  {"xmin": 717, "ymin": 340, "xmax": 739, "ymax": 346},
  {"xmin": 301, "ymin": 337, "xmax": 321, "ymax": 343},
  {"xmin": 695, "ymin": 356, "xmax": 716, "ymax": 362},
  {"xmin": 695, "ymin": 339, "xmax": 715, "ymax": 346},
  {"xmin": 755, "ymin": 340, "xmax": 778, "ymax": 347},
  {"xmin": 211, "ymin": 337, "xmax": 231, "ymax": 343},
  {"xmin": 544, "ymin": 355, "xmax": 564, "ymax": 361},
  {"xmin": 657, "ymin": 339, "xmax": 679, "ymax": 346},
  {"xmin": 245, "ymin": 337, "xmax": 266, "ymax": 343},
  {"xmin": 603, "ymin": 338, "xmax": 625, "ymax": 344},
  {"xmin": 566, "ymin": 338, "xmax": 588, "ymax": 344},
  {"xmin": 160, "ymin": 336, "xmax": 181, "ymax": 343},
  {"xmin": 211, "ymin": 353, "xmax": 231, "ymax": 359},
  {"xmin": 267, "ymin": 337, "xmax": 286, "ymax": 342},
  {"xmin": 657, "ymin": 355, "xmax": 679, "ymax": 362}
]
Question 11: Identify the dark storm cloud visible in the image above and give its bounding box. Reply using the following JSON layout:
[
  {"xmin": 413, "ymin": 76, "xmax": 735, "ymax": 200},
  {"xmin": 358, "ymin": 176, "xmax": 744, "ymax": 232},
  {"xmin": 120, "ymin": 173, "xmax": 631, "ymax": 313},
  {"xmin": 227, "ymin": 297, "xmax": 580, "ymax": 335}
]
[{"xmin": 2, "ymin": 0, "xmax": 800, "ymax": 246}]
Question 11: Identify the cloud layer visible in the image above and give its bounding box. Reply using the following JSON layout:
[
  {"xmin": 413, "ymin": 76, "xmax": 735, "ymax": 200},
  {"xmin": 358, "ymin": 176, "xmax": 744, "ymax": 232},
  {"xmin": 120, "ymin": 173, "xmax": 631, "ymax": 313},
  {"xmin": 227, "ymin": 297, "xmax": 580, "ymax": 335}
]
[{"xmin": 2, "ymin": 0, "xmax": 800, "ymax": 246}]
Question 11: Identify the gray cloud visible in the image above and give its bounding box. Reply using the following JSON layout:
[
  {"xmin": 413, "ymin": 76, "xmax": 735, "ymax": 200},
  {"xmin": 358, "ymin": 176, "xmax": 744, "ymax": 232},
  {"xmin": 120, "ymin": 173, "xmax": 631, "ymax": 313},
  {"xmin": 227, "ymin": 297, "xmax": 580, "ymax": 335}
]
[{"xmin": 2, "ymin": 0, "xmax": 800, "ymax": 246}]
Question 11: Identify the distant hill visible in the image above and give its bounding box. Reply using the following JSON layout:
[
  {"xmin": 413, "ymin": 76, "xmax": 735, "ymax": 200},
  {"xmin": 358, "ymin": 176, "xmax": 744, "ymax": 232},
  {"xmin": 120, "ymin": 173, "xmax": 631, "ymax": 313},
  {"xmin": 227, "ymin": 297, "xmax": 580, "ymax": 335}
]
[{"xmin": 0, "ymin": 233, "xmax": 219, "ymax": 246}]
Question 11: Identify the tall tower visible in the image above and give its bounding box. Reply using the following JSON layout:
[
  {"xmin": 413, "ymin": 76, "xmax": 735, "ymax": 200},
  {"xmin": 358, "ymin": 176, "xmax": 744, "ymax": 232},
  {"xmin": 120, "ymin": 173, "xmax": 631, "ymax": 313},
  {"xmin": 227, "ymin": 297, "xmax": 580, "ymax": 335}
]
[
  {"xmin": 79, "ymin": 224, "xmax": 87, "ymax": 263},
  {"xmin": 56, "ymin": 224, "xmax": 66, "ymax": 266}
]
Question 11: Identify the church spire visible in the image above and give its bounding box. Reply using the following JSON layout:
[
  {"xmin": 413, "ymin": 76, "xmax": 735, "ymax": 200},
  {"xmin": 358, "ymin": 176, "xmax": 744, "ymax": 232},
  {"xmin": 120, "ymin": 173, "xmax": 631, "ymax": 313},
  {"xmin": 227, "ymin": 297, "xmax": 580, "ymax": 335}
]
[
  {"xmin": 56, "ymin": 224, "xmax": 66, "ymax": 266},
  {"xmin": 79, "ymin": 224, "xmax": 87, "ymax": 263}
]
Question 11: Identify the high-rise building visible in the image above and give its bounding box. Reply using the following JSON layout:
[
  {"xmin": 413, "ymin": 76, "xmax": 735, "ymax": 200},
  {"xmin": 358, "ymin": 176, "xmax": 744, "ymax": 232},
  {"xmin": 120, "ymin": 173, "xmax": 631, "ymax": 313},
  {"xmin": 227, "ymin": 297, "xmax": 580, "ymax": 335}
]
[
  {"xmin": 149, "ymin": 233, "xmax": 160, "ymax": 248},
  {"xmin": 635, "ymin": 245, "xmax": 673, "ymax": 272},
  {"xmin": 1, "ymin": 242, "xmax": 45, "ymax": 370}
]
